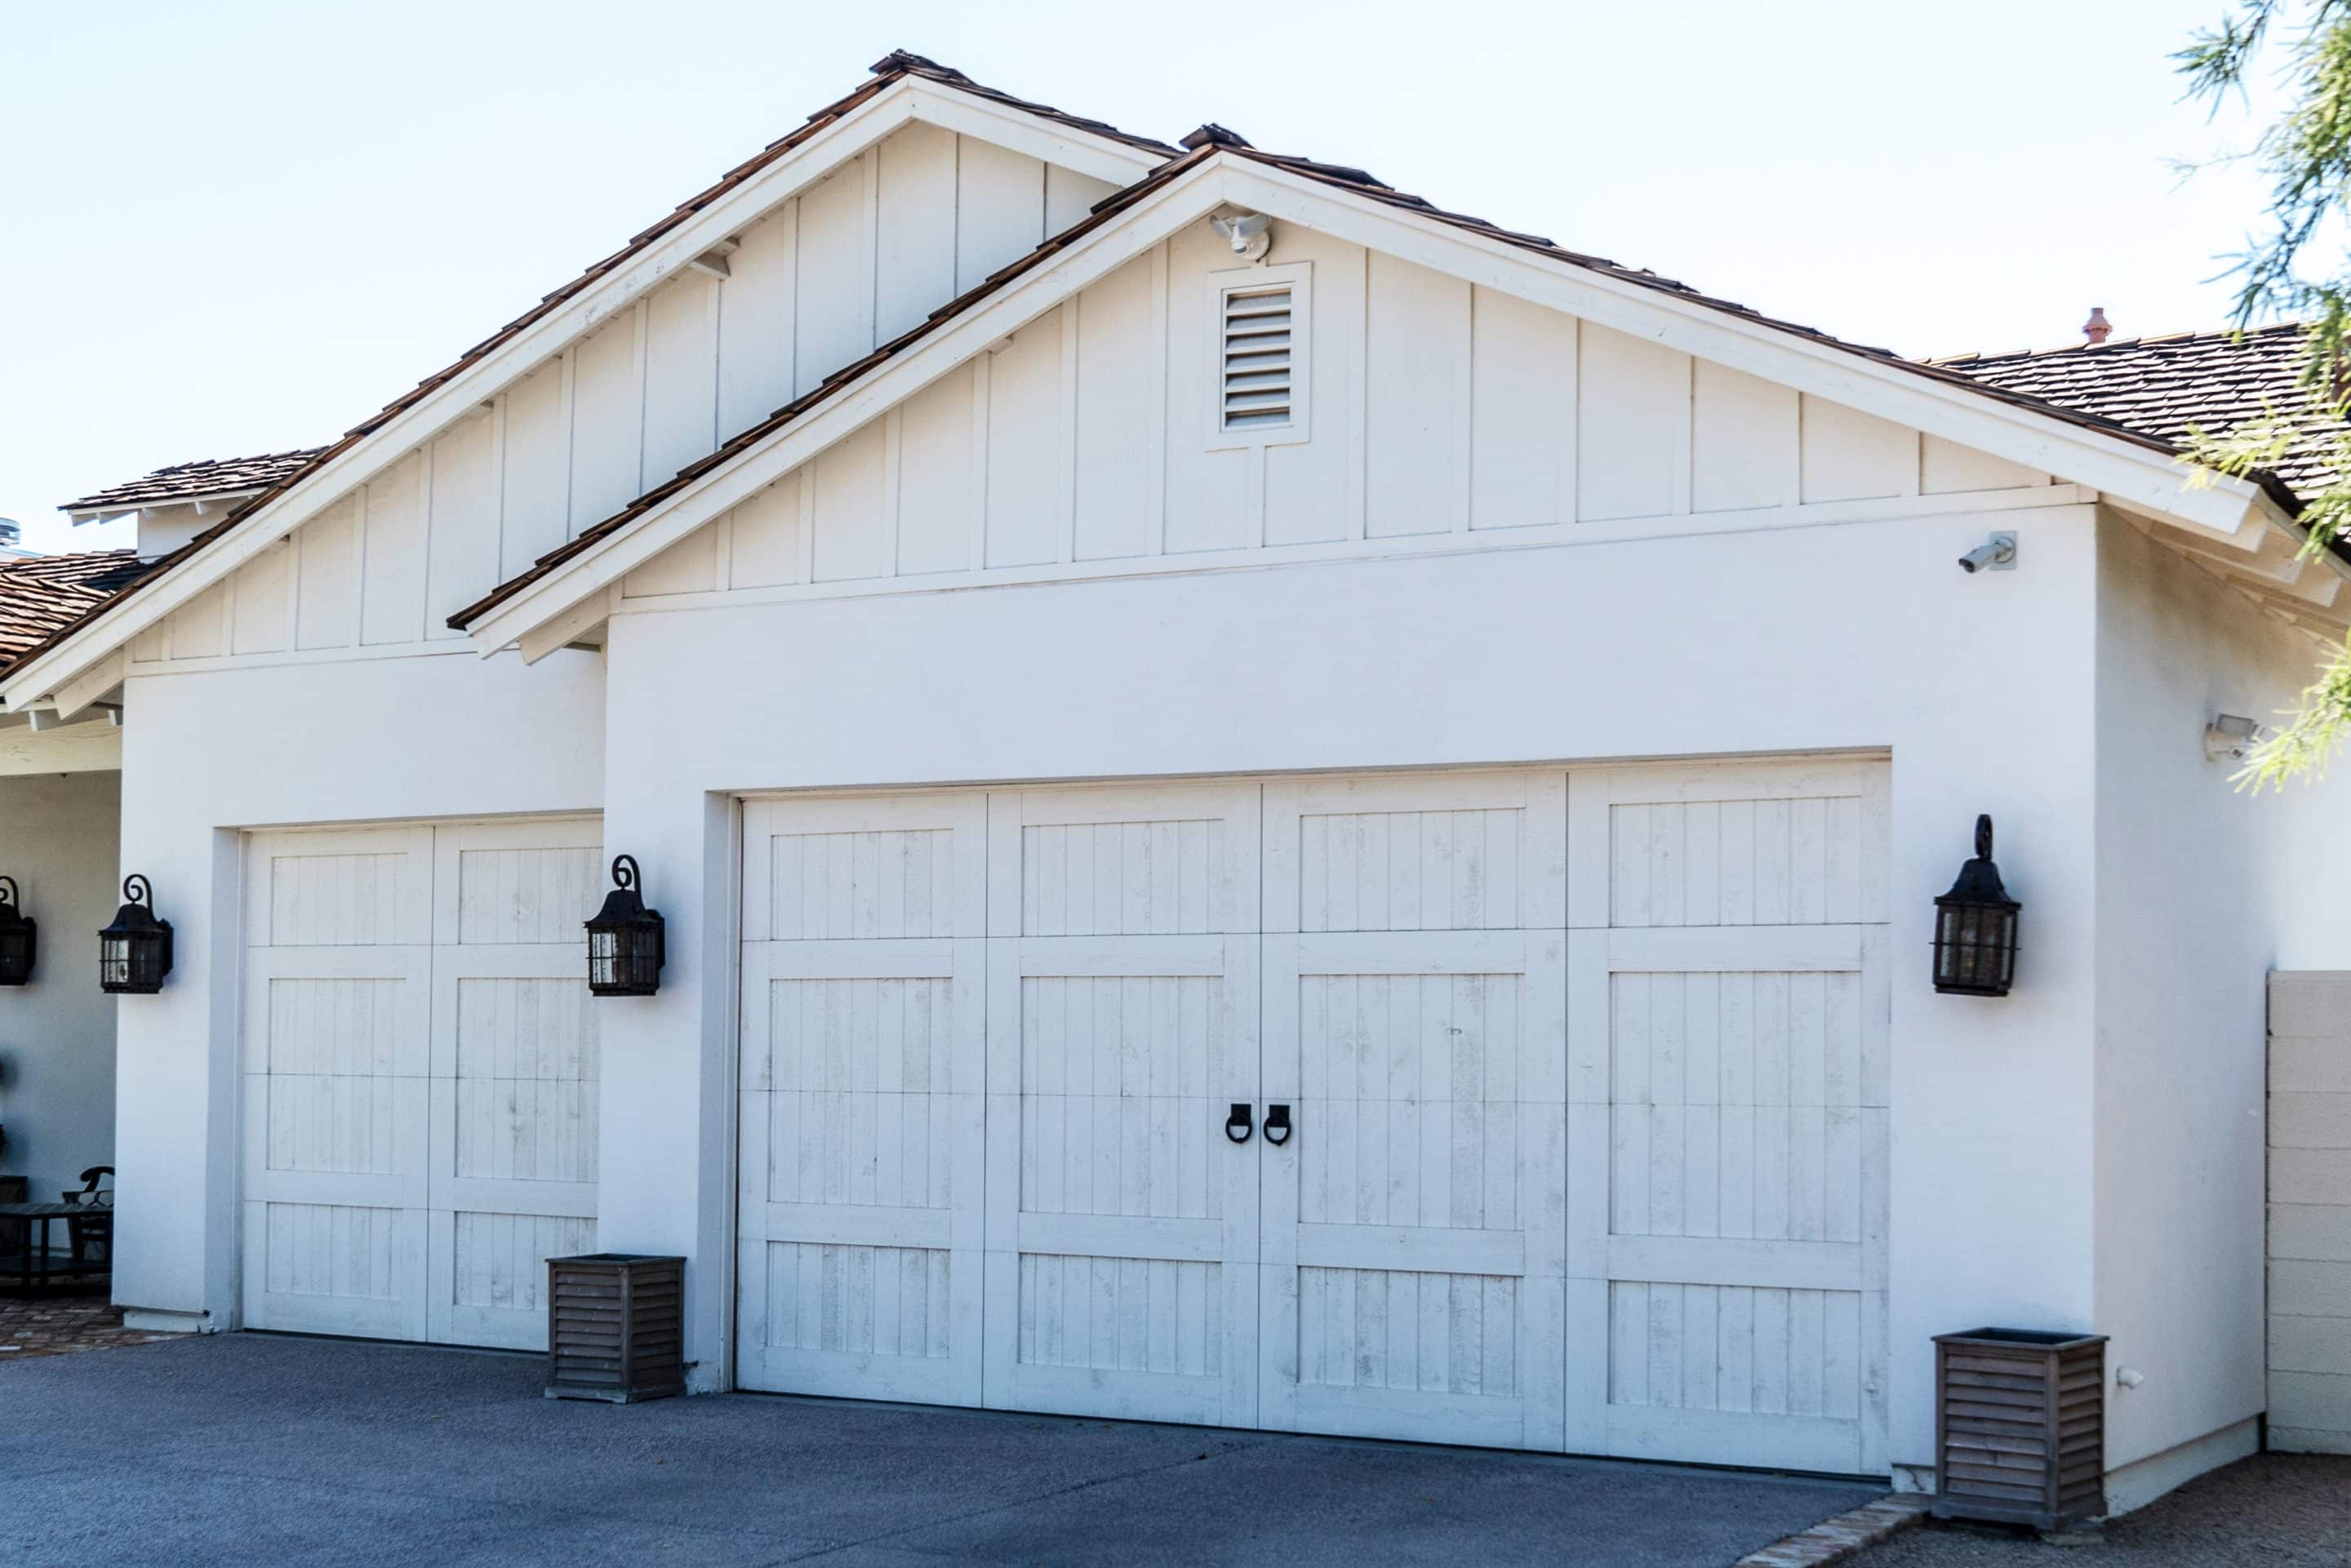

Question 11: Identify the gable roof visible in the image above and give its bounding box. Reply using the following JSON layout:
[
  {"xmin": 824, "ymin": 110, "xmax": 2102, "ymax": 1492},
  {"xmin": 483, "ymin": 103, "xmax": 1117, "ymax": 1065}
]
[
  {"xmin": 0, "ymin": 551, "xmax": 144, "ymax": 677},
  {"xmin": 1932, "ymin": 324, "xmax": 2344, "ymax": 499},
  {"xmin": 447, "ymin": 135, "xmax": 2314, "ymax": 640},
  {"xmin": 7, "ymin": 71, "xmax": 2331, "ymax": 700},
  {"xmin": 61, "ymin": 448, "xmax": 326, "ymax": 517},
  {"xmin": 0, "ymin": 52, "xmax": 1175, "ymax": 706}
]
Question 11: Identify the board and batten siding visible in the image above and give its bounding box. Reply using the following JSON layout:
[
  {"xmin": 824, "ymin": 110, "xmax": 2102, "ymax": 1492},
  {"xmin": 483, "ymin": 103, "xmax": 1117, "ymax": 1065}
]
[
  {"xmin": 2269, "ymin": 971, "xmax": 2351, "ymax": 1454},
  {"xmin": 614, "ymin": 221, "xmax": 2058, "ymax": 610},
  {"xmin": 125, "ymin": 124, "xmax": 1119, "ymax": 672}
]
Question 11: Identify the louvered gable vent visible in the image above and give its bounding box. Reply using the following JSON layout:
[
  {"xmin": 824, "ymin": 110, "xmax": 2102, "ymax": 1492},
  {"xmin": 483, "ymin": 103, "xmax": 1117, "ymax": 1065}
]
[{"xmin": 1221, "ymin": 285, "xmax": 1294, "ymax": 431}]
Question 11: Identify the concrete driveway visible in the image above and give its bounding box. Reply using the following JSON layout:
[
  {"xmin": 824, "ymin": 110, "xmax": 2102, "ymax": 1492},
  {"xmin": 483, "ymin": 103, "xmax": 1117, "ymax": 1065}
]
[{"xmin": 3, "ymin": 1333, "xmax": 1882, "ymax": 1566}]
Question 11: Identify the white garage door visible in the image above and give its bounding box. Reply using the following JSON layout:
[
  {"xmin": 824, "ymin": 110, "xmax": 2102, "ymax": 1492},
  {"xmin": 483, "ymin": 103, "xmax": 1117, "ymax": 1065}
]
[
  {"xmin": 736, "ymin": 762, "xmax": 1887, "ymax": 1472},
  {"xmin": 1565, "ymin": 761, "xmax": 1891, "ymax": 1475},
  {"xmin": 241, "ymin": 818, "xmax": 603, "ymax": 1348}
]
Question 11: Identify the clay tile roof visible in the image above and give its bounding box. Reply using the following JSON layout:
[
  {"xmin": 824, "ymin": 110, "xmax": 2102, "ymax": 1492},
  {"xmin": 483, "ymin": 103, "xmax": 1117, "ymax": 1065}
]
[
  {"xmin": 0, "ymin": 550, "xmax": 146, "ymax": 676},
  {"xmin": 1930, "ymin": 323, "xmax": 2344, "ymax": 497},
  {"xmin": 60, "ymin": 449, "xmax": 327, "ymax": 515}
]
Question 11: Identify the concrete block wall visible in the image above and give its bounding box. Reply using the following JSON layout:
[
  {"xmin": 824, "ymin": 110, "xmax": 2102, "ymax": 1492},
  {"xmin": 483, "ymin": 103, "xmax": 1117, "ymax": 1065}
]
[{"xmin": 2269, "ymin": 971, "xmax": 2351, "ymax": 1453}]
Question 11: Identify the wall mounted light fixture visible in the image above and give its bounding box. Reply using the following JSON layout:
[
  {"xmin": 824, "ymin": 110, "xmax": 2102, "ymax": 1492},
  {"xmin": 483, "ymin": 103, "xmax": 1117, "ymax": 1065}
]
[
  {"xmin": 98, "ymin": 875, "xmax": 172, "ymax": 994},
  {"xmin": 0, "ymin": 876, "xmax": 34, "ymax": 986},
  {"xmin": 1933, "ymin": 815, "xmax": 2020, "ymax": 997},
  {"xmin": 586, "ymin": 855, "xmax": 665, "ymax": 997}
]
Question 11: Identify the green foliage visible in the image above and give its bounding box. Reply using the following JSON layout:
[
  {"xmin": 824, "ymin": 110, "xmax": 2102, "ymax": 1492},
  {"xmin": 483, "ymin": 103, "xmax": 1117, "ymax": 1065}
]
[{"xmin": 2179, "ymin": 1, "xmax": 2351, "ymax": 783}]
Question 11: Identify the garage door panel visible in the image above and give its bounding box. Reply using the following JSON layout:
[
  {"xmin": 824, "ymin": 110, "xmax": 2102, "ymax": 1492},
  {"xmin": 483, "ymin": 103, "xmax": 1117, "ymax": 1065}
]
[
  {"xmin": 244, "ymin": 819, "xmax": 601, "ymax": 1351},
  {"xmin": 1566, "ymin": 762, "xmax": 1888, "ymax": 1475},
  {"xmin": 246, "ymin": 827, "xmax": 435, "ymax": 948},
  {"xmin": 1266, "ymin": 771, "xmax": 1566, "ymax": 935},
  {"xmin": 738, "ymin": 793, "xmax": 988, "ymax": 1407},
  {"xmin": 1261, "ymin": 771, "xmax": 1567, "ymax": 1450},
  {"xmin": 240, "ymin": 1197, "xmax": 424, "ymax": 1340},
  {"xmin": 985, "ymin": 784, "xmax": 1260, "ymax": 1425}
]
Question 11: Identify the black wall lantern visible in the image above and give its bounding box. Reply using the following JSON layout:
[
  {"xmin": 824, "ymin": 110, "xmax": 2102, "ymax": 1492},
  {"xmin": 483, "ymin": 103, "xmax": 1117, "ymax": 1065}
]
[
  {"xmin": 586, "ymin": 855, "xmax": 664, "ymax": 997},
  {"xmin": 1933, "ymin": 815, "xmax": 2020, "ymax": 997},
  {"xmin": 99, "ymin": 875, "xmax": 173, "ymax": 995},
  {"xmin": 0, "ymin": 876, "xmax": 35, "ymax": 986}
]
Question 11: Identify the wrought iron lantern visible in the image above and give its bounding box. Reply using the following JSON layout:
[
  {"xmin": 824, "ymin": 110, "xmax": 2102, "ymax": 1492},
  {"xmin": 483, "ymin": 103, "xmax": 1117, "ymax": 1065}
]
[
  {"xmin": 99, "ymin": 875, "xmax": 173, "ymax": 995},
  {"xmin": 0, "ymin": 876, "xmax": 34, "ymax": 986},
  {"xmin": 1932, "ymin": 815, "xmax": 2020, "ymax": 997},
  {"xmin": 586, "ymin": 855, "xmax": 664, "ymax": 997}
]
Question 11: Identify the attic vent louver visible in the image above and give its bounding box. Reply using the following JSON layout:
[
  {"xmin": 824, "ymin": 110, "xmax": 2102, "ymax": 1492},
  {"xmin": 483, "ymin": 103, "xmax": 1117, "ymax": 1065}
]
[
  {"xmin": 1221, "ymin": 286, "xmax": 1294, "ymax": 432},
  {"xmin": 1207, "ymin": 261, "xmax": 1311, "ymax": 450}
]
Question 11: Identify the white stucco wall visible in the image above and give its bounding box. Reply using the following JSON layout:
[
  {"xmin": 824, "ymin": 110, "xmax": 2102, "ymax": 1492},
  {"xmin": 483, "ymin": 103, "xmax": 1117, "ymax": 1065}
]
[
  {"xmin": 2091, "ymin": 513, "xmax": 2351, "ymax": 1476},
  {"xmin": 595, "ymin": 495, "xmax": 2109, "ymax": 1457},
  {"xmin": 110, "ymin": 648, "xmax": 605, "ymax": 1325},
  {"xmin": 0, "ymin": 769, "xmax": 121, "ymax": 1205}
]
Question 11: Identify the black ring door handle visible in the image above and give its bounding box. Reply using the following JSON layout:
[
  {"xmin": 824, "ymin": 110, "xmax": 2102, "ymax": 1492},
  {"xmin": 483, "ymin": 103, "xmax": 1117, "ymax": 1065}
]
[
  {"xmin": 1225, "ymin": 1104, "xmax": 1253, "ymax": 1144},
  {"xmin": 1264, "ymin": 1104, "xmax": 1293, "ymax": 1146}
]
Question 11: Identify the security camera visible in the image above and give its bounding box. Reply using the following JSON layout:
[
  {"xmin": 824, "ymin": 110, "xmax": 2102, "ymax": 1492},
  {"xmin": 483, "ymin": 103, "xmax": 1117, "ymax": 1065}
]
[
  {"xmin": 2204, "ymin": 713, "xmax": 2264, "ymax": 762},
  {"xmin": 1958, "ymin": 531, "xmax": 2017, "ymax": 573}
]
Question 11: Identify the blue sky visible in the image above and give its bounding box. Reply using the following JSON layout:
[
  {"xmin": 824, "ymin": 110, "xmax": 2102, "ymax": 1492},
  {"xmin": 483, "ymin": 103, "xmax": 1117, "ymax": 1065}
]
[{"xmin": 0, "ymin": 0, "xmax": 2288, "ymax": 552}]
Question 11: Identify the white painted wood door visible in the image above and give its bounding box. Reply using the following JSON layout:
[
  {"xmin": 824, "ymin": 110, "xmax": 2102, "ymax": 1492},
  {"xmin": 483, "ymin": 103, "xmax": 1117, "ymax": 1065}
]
[
  {"xmin": 425, "ymin": 820, "xmax": 605, "ymax": 1348},
  {"xmin": 1563, "ymin": 761, "xmax": 1890, "ymax": 1474},
  {"xmin": 1260, "ymin": 772, "xmax": 1569, "ymax": 1449},
  {"xmin": 242, "ymin": 819, "xmax": 602, "ymax": 1348},
  {"xmin": 242, "ymin": 827, "xmax": 435, "ymax": 1339},
  {"xmin": 736, "ymin": 793, "xmax": 989, "ymax": 1406},
  {"xmin": 984, "ymin": 783, "xmax": 1262, "ymax": 1427}
]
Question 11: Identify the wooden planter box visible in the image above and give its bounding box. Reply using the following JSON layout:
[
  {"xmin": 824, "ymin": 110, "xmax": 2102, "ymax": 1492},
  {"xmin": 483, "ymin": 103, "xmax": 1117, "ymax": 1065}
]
[
  {"xmin": 545, "ymin": 1254, "xmax": 685, "ymax": 1404},
  {"xmin": 1931, "ymin": 1327, "xmax": 2108, "ymax": 1530}
]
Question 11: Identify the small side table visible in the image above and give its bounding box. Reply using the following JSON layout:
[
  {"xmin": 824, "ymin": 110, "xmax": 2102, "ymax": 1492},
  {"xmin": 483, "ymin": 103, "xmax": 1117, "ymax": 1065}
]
[{"xmin": 0, "ymin": 1201, "xmax": 111, "ymax": 1298}]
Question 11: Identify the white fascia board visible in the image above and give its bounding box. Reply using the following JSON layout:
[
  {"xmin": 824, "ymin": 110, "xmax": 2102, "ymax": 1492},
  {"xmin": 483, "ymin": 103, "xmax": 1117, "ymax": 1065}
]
[
  {"xmin": 469, "ymin": 167, "xmax": 1234, "ymax": 656},
  {"xmin": 904, "ymin": 82, "xmax": 1167, "ymax": 185},
  {"xmin": 4, "ymin": 77, "xmax": 1162, "ymax": 713},
  {"xmin": 1219, "ymin": 164, "xmax": 2269, "ymax": 546}
]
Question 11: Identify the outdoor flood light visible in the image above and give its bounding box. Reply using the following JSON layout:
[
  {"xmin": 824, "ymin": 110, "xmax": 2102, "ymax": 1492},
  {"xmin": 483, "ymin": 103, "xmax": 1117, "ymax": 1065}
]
[
  {"xmin": 99, "ymin": 875, "xmax": 173, "ymax": 994},
  {"xmin": 1933, "ymin": 815, "xmax": 2020, "ymax": 997},
  {"xmin": 0, "ymin": 876, "xmax": 34, "ymax": 986},
  {"xmin": 586, "ymin": 855, "xmax": 665, "ymax": 997}
]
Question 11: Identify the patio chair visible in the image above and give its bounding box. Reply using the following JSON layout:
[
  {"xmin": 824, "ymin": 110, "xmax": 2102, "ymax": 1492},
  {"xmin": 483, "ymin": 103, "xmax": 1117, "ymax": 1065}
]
[{"xmin": 63, "ymin": 1166, "xmax": 111, "ymax": 1265}]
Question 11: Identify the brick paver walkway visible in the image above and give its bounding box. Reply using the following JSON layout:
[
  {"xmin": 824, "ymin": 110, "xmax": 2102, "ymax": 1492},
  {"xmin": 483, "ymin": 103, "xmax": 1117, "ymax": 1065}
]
[{"xmin": 0, "ymin": 1292, "xmax": 179, "ymax": 1360}]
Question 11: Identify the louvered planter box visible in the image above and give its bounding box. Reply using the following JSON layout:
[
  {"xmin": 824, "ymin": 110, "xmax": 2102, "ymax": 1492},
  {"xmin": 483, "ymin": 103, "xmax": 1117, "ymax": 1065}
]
[
  {"xmin": 545, "ymin": 1254, "xmax": 685, "ymax": 1404},
  {"xmin": 1931, "ymin": 1328, "xmax": 2108, "ymax": 1530}
]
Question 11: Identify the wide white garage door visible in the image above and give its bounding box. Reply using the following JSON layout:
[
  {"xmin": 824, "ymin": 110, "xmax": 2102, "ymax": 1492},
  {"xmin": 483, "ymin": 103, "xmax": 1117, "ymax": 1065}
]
[
  {"xmin": 241, "ymin": 818, "xmax": 603, "ymax": 1348},
  {"xmin": 736, "ymin": 762, "xmax": 1887, "ymax": 1471}
]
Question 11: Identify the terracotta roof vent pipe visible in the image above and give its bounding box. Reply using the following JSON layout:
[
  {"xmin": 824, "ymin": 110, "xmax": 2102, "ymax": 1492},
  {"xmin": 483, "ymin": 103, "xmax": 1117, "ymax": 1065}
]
[{"xmin": 2082, "ymin": 307, "xmax": 2113, "ymax": 346}]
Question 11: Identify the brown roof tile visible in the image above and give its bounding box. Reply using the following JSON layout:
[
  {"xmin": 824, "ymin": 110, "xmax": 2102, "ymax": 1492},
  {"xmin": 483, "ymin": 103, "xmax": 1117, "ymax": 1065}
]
[
  {"xmin": 1930, "ymin": 324, "xmax": 2343, "ymax": 495},
  {"xmin": 61, "ymin": 449, "xmax": 327, "ymax": 515},
  {"xmin": 0, "ymin": 551, "xmax": 145, "ymax": 677}
]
